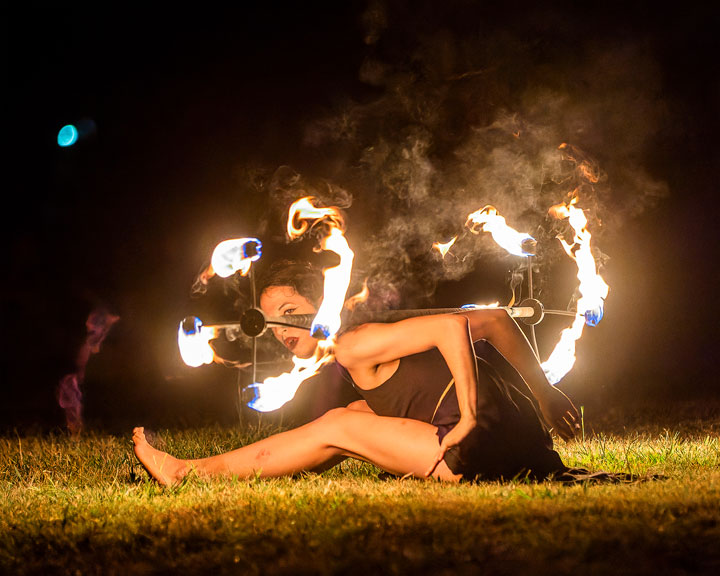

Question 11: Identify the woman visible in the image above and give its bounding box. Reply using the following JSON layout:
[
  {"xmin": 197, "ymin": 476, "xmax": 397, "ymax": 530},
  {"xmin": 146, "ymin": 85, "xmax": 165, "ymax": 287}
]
[{"xmin": 133, "ymin": 261, "xmax": 579, "ymax": 484}]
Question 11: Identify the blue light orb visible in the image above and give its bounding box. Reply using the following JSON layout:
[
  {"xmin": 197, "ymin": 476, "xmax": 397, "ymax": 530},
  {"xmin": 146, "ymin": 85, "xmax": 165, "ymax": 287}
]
[{"xmin": 57, "ymin": 124, "xmax": 79, "ymax": 147}]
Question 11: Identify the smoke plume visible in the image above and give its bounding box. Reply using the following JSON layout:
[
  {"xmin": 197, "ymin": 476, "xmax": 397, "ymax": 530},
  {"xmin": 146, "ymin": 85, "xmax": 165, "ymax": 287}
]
[
  {"xmin": 57, "ymin": 308, "xmax": 119, "ymax": 433},
  {"xmin": 229, "ymin": 2, "xmax": 669, "ymax": 312},
  {"xmin": 295, "ymin": 1, "xmax": 669, "ymax": 308}
]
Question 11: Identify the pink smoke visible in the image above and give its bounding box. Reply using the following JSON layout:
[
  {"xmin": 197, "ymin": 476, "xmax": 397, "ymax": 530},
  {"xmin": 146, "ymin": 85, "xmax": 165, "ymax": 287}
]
[{"xmin": 57, "ymin": 308, "xmax": 120, "ymax": 433}]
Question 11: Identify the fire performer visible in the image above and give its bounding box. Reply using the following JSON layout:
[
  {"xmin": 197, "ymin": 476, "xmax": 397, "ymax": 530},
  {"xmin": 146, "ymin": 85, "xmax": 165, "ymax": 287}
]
[{"xmin": 133, "ymin": 260, "xmax": 580, "ymax": 485}]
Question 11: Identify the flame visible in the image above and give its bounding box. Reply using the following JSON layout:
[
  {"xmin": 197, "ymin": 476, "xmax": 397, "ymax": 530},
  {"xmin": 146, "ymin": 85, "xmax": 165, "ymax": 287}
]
[
  {"xmin": 540, "ymin": 198, "xmax": 609, "ymax": 384},
  {"xmin": 540, "ymin": 315, "xmax": 585, "ymax": 385},
  {"xmin": 249, "ymin": 197, "xmax": 354, "ymax": 411},
  {"xmin": 345, "ymin": 278, "xmax": 369, "ymax": 311},
  {"xmin": 433, "ymin": 236, "xmax": 457, "ymax": 258},
  {"xmin": 465, "ymin": 206, "xmax": 536, "ymax": 257},
  {"xmin": 287, "ymin": 197, "xmax": 344, "ymax": 239},
  {"xmin": 177, "ymin": 317, "xmax": 218, "ymax": 367},
  {"xmin": 461, "ymin": 301, "xmax": 500, "ymax": 309},
  {"xmin": 247, "ymin": 341, "xmax": 336, "ymax": 412},
  {"xmin": 197, "ymin": 265, "xmax": 216, "ymax": 285},
  {"xmin": 312, "ymin": 227, "xmax": 355, "ymax": 338},
  {"xmin": 210, "ymin": 237, "xmax": 262, "ymax": 278}
]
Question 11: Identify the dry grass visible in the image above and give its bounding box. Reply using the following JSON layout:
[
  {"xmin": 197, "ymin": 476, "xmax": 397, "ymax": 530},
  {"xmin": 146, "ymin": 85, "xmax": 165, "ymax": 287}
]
[{"xmin": 1, "ymin": 412, "xmax": 719, "ymax": 575}]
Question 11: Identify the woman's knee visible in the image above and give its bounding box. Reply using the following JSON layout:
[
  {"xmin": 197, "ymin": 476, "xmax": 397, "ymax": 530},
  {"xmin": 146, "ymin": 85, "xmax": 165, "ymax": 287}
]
[
  {"xmin": 307, "ymin": 407, "xmax": 361, "ymax": 450},
  {"xmin": 481, "ymin": 308, "xmax": 514, "ymax": 336}
]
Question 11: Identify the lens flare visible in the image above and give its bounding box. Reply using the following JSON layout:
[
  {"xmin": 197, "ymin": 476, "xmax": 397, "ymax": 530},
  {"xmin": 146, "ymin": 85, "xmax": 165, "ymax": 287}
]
[{"xmin": 57, "ymin": 124, "xmax": 79, "ymax": 147}]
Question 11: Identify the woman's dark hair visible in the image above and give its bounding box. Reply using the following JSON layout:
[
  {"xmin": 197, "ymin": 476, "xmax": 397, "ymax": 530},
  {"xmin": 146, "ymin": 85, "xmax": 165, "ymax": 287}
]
[{"xmin": 258, "ymin": 259, "xmax": 324, "ymax": 304}]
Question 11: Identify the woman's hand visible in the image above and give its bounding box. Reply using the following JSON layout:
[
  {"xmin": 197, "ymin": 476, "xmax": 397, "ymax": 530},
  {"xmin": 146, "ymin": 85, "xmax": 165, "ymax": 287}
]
[
  {"xmin": 424, "ymin": 416, "xmax": 476, "ymax": 477},
  {"xmin": 536, "ymin": 386, "xmax": 580, "ymax": 442}
]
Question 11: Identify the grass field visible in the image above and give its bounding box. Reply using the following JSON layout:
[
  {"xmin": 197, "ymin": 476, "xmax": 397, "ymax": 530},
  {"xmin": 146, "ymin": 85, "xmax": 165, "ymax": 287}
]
[{"xmin": 1, "ymin": 404, "xmax": 719, "ymax": 575}]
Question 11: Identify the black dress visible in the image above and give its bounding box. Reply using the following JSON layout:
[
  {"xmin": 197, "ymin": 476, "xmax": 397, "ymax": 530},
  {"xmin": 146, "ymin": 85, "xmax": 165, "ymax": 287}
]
[{"xmin": 344, "ymin": 340, "xmax": 566, "ymax": 481}]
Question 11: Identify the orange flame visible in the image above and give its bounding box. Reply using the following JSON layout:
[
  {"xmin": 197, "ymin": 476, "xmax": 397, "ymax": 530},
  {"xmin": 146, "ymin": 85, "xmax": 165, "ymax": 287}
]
[
  {"xmin": 432, "ymin": 236, "xmax": 457, "ymax": 258},
  {"xmin": 345, "ymin": 278, "xmax": 369, "ymax": 311},
  {"xmin": 541, "ymin": 197, "xmax": 609, "ymax": 384},
  {"xmin": 197, "ymin": 264, "xmax": 216, "ymax": 285},
  {"xmin": 178, "ymin": 319, "xmax": 218, "ymax": 368},
  {"xmin": 250, "ymin": 197, "xmax": 354, "ymax": 411},
  {"xmin": 466, "ymin": 206, "xmax": 536, "ymax": 256},
  {"xmin": 287, "ymin": 197, "xmax": 345, "ymax": 240}
]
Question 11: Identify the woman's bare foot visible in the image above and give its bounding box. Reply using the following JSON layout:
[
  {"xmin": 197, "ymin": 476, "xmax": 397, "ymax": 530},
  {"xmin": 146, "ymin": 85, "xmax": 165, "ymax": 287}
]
[{"xmin": 132, "ymin": 427, "xmax": 190, "ymax": 486}]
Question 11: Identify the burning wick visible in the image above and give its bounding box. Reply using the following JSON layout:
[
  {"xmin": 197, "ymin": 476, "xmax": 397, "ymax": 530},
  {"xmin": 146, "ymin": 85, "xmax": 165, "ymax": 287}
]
[
  {"xmin": 465, "ymin": 206, "xmax": 536, "ymax": 257},
  {"xmin": 177, "ymin": 316, "xmax": 218, "ymax": 368},
  {"xmin": 181, "ymin": 239, "xmax": 262, "ymax": 362},
  {"xmin": 210, "ymin": 237, "xmax": 262, "ymax": 279},
  {"xmin": 192, "ymin": 238, "xmax": 263, "ymax": 293},
  {"xmin": 453, "ymin": 198, "xmax": 607, "ymax": 385},
  {"xmin": 57, "ymin": 308, "xmax": 119, "ymax": 434}
]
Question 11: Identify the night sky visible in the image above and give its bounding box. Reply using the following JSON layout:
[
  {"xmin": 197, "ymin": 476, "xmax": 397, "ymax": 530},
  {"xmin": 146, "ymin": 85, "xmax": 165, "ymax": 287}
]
[{"xmin": 5, "ymin": 1, "xmax": 718, "ymax": 432}]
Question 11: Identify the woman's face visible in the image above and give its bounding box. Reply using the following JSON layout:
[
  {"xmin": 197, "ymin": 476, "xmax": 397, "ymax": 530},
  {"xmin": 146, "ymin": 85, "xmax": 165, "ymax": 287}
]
[{"xmin": 259, "ymin": 285, "xmax": 319, "ymax": 358}]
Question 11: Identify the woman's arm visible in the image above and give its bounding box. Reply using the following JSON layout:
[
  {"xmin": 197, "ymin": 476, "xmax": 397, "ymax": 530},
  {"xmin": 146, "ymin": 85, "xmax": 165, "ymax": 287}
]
[
  {"xmin": 460, "ymin": 308, "xmax": 579, "ymax": 440},
  {"xmin": 335, "ymin": 314, "xmax": 479, "ymax": 472}
]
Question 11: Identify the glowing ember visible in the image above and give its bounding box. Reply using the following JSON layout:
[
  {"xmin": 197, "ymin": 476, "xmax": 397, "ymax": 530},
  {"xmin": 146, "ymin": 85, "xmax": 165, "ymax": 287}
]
[
  {"xmin": 541, "ymin": 197, "xmax": 609, "ymax": 384},
  {"xmin": 249, "ymin": 197, "xmax": 354, "ymax": 411},
  {"xmin": 465, "ymin": 206, "xmax": 536, "ymax": 257},
  {"xmin": 433, "ymin": 236, "xmax": 457, "ymax": 258},
  {"xmin": 210, "ymin": 237, "xmax": 262, "ymax": 278},
  {"xmin": 177, "ymin": 316, "xmax": 218, "ymax": 368}
]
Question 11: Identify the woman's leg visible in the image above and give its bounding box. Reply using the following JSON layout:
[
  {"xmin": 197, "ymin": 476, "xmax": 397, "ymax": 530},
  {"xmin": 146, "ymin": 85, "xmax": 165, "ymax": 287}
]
[
  {"xmin": 133, "ymin": 408, "xmax": 462, "ymax": 486},
  {"xmin": 463, "ymin": 309, "xmax": 579, "ymax": 440}
]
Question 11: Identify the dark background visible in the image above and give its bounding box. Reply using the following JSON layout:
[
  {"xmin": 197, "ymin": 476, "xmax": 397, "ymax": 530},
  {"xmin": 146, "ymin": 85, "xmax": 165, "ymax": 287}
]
[{"xmin": 5, "ymin": 1, "xmax": 718, "ymax": 432}]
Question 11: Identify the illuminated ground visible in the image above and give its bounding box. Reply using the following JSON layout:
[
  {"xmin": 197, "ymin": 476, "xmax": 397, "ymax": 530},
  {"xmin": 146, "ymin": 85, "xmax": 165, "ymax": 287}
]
[{"xmin": 2, "ymin": 403, "xmax": 718, "ymax": 575}]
